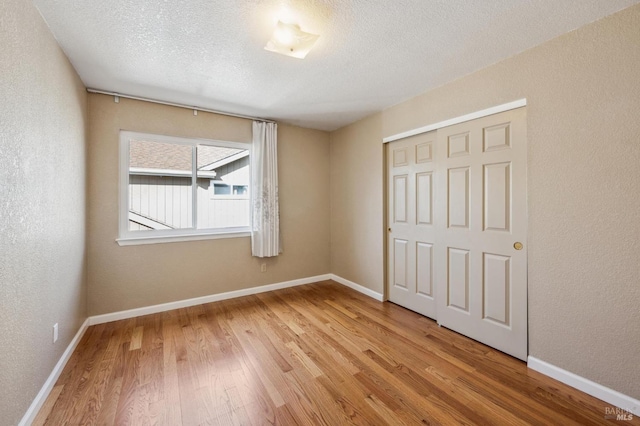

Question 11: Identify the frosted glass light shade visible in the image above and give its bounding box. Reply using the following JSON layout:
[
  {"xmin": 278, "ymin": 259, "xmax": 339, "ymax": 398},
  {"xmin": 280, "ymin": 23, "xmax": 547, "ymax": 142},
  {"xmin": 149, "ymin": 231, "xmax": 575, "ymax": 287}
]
[{"xmin": 265, "ymin": 21, "xmax": 319, "ymax": 59}]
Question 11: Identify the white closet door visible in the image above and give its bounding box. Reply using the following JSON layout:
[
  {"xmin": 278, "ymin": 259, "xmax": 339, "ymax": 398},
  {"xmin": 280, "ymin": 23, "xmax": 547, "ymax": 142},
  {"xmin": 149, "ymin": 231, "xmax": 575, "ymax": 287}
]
[
  {"xmin": 387, "ymin": 131, "xmax": 437, "ymax": 319},
  {"xmin": 434, "ymin": 107, "xmax": 527, "ymax": 360}
]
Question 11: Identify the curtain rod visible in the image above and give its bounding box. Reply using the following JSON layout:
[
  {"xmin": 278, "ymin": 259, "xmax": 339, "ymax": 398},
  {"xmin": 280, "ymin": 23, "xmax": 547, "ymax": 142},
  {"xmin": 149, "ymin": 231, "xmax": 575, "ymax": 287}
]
[{"xmin": 86, "ymin": 88, "xmax": 275, "ymax": 123}]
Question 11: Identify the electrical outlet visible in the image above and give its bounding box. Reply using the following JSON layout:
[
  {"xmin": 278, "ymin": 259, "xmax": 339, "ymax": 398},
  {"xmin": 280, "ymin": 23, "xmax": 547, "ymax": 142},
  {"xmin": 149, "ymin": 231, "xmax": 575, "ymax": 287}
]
[
  {"xmin": 261, "ymin": 263, "xmax": 267, "ymax": 272},
  {"xmin": 53, "ymin": 323, "xmax": 59, "ymax": 343}
]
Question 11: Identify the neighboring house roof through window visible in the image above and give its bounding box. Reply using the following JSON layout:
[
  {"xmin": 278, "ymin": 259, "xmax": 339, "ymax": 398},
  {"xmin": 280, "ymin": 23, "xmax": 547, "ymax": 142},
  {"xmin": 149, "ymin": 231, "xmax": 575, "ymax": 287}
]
[{"xmin": 129, "ymin": 140, "xmax": 245, "ymax": 172}]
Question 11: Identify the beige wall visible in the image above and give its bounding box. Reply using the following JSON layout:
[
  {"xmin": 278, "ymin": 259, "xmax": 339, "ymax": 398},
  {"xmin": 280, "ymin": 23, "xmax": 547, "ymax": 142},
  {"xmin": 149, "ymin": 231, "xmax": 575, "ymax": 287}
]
[
  {"xmin": 330, "ymin": 113, "xmax": 385, "ymax": 294},
  {"xmin": 330, "ymin": 4, "xmax": 640, "ymax": 399},
  {"xmin": 87, "ymin": 95, "xmax": 330, "ymax": 315},
  {"xmin": 0, "ymin": 0, "xmax": 88, "ymax": 423}
]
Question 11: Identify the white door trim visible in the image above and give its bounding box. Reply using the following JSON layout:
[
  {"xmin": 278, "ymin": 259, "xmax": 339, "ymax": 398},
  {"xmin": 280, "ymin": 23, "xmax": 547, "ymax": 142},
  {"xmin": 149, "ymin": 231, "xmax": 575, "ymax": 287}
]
[{"xmin": 382, "ymin": 99, "xmax": 527, "ymax": 144}]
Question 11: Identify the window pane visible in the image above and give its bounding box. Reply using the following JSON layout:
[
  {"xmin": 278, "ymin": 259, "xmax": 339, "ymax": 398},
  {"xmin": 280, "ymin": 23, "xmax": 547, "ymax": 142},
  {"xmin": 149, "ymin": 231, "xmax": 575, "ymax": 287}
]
[
  {"xmin": 129, "ymin": 140, "xmax": 193, "ymax": 231},
  {"xmin": 233, "ymin": 185, "xmax": 248, "ymax": 195},
  {"xmin": 213, "ymin": 183, "xmax": 231, "ymax": 195},
  {"xmin": 196, "ymin": 144, "xmax": 250, "ymax": 229}
]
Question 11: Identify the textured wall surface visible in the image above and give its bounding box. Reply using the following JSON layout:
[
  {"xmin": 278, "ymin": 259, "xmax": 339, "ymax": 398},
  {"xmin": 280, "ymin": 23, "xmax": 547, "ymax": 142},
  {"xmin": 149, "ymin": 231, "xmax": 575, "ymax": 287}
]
[
  {"xmin": 86, "ymin": 95, "xmax": 330, "ymax": 315},
  {"xmin": 330, "ymin": 113, "xmax": 385, "ymax": 294},
  {"xmin": 332, "ymin": 4, "xmax": 640, "ymax": 399},
  {"xmin": 0, "ymin": 0, "xmax": 88, "ymax": 424}
]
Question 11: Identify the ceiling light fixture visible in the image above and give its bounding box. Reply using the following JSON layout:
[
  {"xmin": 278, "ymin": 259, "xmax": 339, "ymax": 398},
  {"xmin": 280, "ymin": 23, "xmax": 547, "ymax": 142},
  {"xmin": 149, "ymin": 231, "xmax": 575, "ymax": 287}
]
[{"xmin": 265, "ymin": 21, "xmax": 319, "ymax": 59}]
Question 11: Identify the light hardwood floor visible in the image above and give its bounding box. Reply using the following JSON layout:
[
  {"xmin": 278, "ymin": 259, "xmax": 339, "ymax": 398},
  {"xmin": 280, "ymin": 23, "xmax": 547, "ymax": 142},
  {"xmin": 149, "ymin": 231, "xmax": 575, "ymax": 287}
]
[{"xmin": 34, "ymin": 280, "xmax": 637, "ymax": 425}]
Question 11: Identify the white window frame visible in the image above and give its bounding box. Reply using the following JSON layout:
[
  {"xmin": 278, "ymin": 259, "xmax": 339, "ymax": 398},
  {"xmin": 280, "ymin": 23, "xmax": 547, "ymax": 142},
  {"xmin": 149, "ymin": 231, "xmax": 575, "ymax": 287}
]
[{"xmin": 117, "ymin": 131, "xmax": 251, "ymax": 246}]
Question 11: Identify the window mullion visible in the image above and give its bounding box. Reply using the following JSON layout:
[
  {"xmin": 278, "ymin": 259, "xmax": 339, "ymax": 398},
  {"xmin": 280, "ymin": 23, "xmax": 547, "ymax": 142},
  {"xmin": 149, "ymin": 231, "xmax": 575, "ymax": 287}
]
[{"xmin": 192, "ymin": 145, "xmax": 197, "ymax": 230}]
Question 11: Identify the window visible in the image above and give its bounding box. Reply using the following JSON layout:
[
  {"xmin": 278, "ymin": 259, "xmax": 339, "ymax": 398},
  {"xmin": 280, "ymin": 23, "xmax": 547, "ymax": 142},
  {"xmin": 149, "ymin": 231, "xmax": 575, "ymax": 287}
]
[
  {"xmin": 210, "ymin": 182, "xmax": 249, "ymax": 198},
  {"xmin": 118, "ymin": 131, "xmax": 251, "ymax": 245}
]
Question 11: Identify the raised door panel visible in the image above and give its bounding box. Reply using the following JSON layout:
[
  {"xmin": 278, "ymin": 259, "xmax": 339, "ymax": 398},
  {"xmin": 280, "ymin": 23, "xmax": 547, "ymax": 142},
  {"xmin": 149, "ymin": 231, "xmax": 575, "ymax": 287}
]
[
  {"xmin": 448, "ymin": 133, "xmax": 470, "ymax": 158},
  {"xmin": 448, "ymin": 167, "xmax": 469, "ymax": 229},
  {"xmin": 393, "ymin": 239, "xmax": 408, "ymax": 289},
  {"xmin": 393, "ymin": 175, "xmax": 408, "ymax": 223},
  {"xmin": 393, "ymin": 148, "xmax": 408, "ymax": 167},
  {"xmin": 416, "ymin": 172, "xmax": 433, "ymax": 225},
  {"xmin": 416, "ymin": 242, "xmax": 433, "ymax": 298},
  {"xmin": 483, "ymin": 123, "xmax": 510, "ymax": 152},
  {"xmin": 483, "ymin": 162, "xmax": 511, "ymax": 232},
  {"xmin": 447, "ymin": 248, "xmax": 469, "ymax": 313},
  {"xmin": 483, "ymin": 253, "xmax": 511, "ymax": 326},
  {"xmin": 416, "ymin": 142, "xmax": 433, "ymax": 163}
]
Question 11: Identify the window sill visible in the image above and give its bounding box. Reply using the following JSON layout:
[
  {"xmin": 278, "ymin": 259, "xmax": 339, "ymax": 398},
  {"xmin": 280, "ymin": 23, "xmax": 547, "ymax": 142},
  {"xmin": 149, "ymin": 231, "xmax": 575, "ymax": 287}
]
[{"xmin": 116, "ymin": 230, "xmax": 251, "ymax": 246}]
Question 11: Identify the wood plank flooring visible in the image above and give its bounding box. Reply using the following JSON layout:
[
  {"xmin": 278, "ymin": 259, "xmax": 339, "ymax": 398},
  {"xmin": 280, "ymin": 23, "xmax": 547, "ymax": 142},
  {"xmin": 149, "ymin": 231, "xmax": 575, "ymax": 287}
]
[{"xmin": 34, "ymin": 280, "xmax": 637, "ymax": 425}]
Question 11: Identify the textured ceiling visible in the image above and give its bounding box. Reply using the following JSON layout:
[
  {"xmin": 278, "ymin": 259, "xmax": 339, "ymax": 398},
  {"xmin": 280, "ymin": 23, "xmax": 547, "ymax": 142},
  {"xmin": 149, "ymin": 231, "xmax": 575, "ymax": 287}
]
[{"xmin": 33, "ymin": 0, "xmax": 639, "ymax": 131}]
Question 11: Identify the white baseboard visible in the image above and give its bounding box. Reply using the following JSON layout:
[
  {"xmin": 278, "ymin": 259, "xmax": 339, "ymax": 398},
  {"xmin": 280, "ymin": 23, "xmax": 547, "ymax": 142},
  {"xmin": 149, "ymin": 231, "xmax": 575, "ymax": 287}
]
[
  {"xmin": 330, "ymin": 274, "xmax": 385, "ymax": 302},
  {"xmin": 528, "ymin": 356, "xmax": 639, "ymax": 416},
  {"xmin": 19, "ymin": 318, "xmax": 90, "ymax": 426},
  {"xmin": 88, "ymin": 274, "xmax": 332, "ymax": 325}
]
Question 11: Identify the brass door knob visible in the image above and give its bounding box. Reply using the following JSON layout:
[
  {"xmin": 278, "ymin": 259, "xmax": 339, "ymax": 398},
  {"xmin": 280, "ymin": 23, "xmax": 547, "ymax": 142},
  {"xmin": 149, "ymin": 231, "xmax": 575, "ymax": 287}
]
[
  {"xmin": 388, "ymin": 228, "xmax": 392, "ymax": 232},
  {"xmin": 513, "ymin": 242, "xmax": 523, "ymax": 250}
]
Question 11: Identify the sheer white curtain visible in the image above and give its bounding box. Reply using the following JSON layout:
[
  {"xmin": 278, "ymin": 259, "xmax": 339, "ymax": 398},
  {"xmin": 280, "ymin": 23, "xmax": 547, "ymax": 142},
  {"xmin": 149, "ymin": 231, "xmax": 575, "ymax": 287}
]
[{"xmin": 251, "ymin": 121, "xmax": 280, "ymax": 257}]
